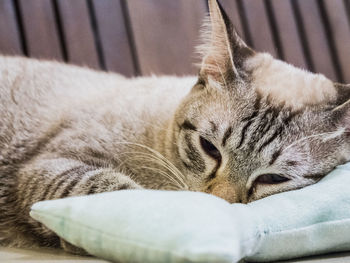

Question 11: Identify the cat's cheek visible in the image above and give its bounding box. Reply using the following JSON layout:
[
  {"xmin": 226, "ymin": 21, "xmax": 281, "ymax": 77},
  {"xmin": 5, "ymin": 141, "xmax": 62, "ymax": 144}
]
[{"xmin": 249, "ymin": 183, "xmax": 287, "ymax": 201}]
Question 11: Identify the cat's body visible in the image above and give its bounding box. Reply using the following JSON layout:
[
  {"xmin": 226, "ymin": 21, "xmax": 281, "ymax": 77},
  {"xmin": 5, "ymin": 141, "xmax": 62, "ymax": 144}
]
[
  {"xmin": 0, "ymin": 56, "xmax": 196, "ymax": 248},
  {"xmin": 0, "ymin": 55, "xmax": 194, "ymax": 183},
  {"xmin": 1, "ymin": 0, "xmax": 350, "ymax": 254}
]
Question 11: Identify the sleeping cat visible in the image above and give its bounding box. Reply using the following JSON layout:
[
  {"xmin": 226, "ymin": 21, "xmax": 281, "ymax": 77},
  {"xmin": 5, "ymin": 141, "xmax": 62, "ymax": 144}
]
[{"xmin": 1, "ymin": 0, "xmax": 350, "ymax": 253}]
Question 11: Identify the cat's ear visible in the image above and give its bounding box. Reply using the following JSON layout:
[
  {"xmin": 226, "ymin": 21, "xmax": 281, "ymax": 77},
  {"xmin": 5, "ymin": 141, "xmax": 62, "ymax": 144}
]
[{"xmin": 198, "ymin": 0, "xmax": 254, "ymax": 83}]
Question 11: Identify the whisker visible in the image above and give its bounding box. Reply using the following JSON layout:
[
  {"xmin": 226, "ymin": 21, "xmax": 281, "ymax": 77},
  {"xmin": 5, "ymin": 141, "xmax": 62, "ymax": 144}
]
[
  {"xmin": 117, "ymin": 142, "xmax": 186, "ymax": 181},
  {"xmin": 138, "ymin": 166, "xmax": 183, "ymax": 189},
  {"xmin": 112, "ymin": 141, "xmax": 188, "ymax": 189},
  {"xmin": 118, "ymin": 151, "xmax": 187, "ymax": 189}
]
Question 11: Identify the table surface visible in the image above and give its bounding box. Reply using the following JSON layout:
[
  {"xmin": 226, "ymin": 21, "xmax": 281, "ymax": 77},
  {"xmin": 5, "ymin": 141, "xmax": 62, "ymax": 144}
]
[{"xmin": 1, "ymin": 246, "xmax": 350, "ymax": 263}]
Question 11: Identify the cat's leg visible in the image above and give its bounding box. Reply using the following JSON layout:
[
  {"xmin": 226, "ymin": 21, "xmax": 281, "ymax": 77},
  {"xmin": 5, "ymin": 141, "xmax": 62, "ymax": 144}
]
[{"xmin": 2, "ymin": 155, "xmax": 141, "ymax": 253}]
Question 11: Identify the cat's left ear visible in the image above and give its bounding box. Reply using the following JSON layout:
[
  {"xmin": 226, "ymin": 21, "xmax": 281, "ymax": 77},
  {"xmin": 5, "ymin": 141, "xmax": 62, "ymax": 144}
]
[{"xmin": 198, "ymin": 0, "xmax": 254, "ymax": 83}]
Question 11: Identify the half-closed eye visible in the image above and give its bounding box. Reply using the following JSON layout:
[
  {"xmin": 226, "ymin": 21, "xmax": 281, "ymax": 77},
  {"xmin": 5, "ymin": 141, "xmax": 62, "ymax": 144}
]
[
  {"xmin": 255, "ymin": 174, "xmax": 290, "ymax": 184},
  {"xmin": 199, "ymin": 136, "xmax": 221, "ymax": 161}
]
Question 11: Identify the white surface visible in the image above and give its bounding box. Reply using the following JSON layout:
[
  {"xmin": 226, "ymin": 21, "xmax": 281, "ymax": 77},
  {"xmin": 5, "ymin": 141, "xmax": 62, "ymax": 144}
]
[
  {"xmin": 1, "ymin": 246, "xmax": 350, "ymax": 263},
  {"xmin": 0, "ymin": 247, "xmax": 109, "ymax": 263}
]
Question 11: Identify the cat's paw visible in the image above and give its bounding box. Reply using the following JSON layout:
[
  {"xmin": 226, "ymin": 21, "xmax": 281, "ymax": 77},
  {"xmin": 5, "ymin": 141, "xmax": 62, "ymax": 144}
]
[
  {"xmin": 74, "ymin": 171, "xmax": 142, "ymax": 196},
  {"xmin": 85, "ymin": 171, "xmax": 143, "ymax": 194}
]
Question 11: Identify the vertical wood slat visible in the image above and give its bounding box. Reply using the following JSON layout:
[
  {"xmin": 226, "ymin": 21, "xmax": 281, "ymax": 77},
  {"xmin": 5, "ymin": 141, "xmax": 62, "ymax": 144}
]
[
  {"xmin": 93, "ymin": 0, "xmax": 136, "ymax": 76},
  {"xmin": 269, "ymin": 0, "xmax": 308, "ymax": 70},
  {"xmin": 296, "ymin": 0, "xmax": 337, "ymax": 81},
  {"xmin": 0, "ymin": 0, "xmax": 22, "ymax": 55},
  {"xmin": 18, "ymin": 0, "xmax": 63, "ymax": 61},
  {"xmin": 241, "ymin": 0, "xmax": 278, "ymax": 58},
  {"xmin": 347, "ymin": 0, "xmax": 350, "ymax": 27},
  {"xmin": 56, "ymin": 0, "xmax": 99, "ymax": 69},
  {"xmin": 323, "ymin": 0, "xmax": 350, "ymax": 83},
  {"xmin": 0, "ymin": 0, "xmax": 347, "ymax": 82},
  {"xmin": 126, "ymin": 0, "xmax": 207, "ymax": 75},
  {"xmin": 218, "ymin": 0, "xmax": 245, "ymax": 41}
]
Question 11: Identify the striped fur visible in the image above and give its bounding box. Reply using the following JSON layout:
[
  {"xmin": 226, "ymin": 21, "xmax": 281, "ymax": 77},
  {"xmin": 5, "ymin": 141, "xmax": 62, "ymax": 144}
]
[{"xmin": 1, "ymin": 0, "xmax": 350, "ymax": 254}]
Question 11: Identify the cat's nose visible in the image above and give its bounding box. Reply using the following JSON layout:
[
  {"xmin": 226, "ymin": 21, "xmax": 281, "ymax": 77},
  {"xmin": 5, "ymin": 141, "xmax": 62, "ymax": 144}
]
[{"xmin": 206, "ymin": 180, "xmax": 243, "ymax": 203}]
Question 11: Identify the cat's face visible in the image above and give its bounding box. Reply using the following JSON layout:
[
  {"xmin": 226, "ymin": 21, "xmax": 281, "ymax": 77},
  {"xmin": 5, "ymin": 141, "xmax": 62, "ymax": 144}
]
[{"xmin": 173, "ymin": 0, "xmax": 350, "ymax": 203}]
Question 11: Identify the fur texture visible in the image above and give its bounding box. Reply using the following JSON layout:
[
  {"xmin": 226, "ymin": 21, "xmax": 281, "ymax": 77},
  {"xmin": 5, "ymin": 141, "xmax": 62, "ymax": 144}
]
[{"xmin": 1, "ymin": 0, "xmax": 350, "ymax": 253}]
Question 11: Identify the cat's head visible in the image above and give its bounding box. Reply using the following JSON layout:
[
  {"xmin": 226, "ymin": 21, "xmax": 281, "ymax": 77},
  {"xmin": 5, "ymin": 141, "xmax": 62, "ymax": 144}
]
[{"xmin": 173, "ymin": 0, "xmax": 350, "ymax": 203}]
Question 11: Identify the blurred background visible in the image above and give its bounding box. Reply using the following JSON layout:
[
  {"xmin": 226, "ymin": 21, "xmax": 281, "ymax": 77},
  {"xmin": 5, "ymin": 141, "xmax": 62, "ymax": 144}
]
[{"xmin": 0, "ymin": 0, "xmax": 349, "ymax": 83}]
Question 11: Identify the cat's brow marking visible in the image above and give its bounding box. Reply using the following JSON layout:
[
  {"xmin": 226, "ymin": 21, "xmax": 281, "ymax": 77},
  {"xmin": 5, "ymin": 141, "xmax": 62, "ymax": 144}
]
[
  {"xmin": 210, "ymin": 121, "xmax": 217, "ymax": 133},
  {"xmin": 222, "ymin": 126, "xmax": 233, "ymax": 146},
  {"xmin": 269, "ymin": 148, "xmax": 282, "ymax": 165},
  {"xmin": 286, "ymin": 160, "xmax": 298, "ymax": 166},
  {"xmin": 181, "ymin": 120, "xmax": 197, "ymax": 131}
]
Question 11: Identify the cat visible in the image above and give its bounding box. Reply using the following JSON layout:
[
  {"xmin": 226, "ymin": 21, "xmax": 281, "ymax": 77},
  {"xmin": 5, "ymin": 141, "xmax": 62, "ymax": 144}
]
[{"xmin": 1, "ymin": 0, "xmax": 350, "ymax": 254}]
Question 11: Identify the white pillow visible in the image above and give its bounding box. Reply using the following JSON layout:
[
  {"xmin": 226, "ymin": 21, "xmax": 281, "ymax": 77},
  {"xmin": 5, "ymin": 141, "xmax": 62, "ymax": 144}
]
[{"xmin": 31, "ymin": 163, "xmax": 350, "ymax": 262}]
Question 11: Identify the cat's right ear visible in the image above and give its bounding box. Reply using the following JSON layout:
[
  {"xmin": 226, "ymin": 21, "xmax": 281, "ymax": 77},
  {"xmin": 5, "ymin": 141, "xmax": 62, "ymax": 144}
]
[{"xmin": 197, "ymin": 0, "xmax": 254, "ymax": 84}]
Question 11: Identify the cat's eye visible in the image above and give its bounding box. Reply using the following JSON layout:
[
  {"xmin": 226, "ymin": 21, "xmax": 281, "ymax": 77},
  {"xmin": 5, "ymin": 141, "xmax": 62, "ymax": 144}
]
[
  {"xmin": 255, "ymin": 174, "xmax": 290, "ymax": 184},
  {"xmin": 199, "ymin": 136, "xmax": 221, "ymax": 160}
]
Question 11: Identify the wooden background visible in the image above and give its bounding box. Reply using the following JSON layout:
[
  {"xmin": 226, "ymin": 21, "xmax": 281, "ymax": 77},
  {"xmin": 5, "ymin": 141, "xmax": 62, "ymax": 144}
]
[{"xmin": 0, "ymin": 0, "xmax": 349, "ymax": 83}]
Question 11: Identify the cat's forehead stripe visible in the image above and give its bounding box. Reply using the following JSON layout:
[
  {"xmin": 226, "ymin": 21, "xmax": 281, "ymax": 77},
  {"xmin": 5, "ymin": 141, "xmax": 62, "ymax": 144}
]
[
  {"xmin": 268, "ymin": 148, "xmax": 282, "ymax": 165},
  {"xmin": 222, "ymin": 126, "xmax": 233, "ymax": 146},
  {"xmin": 245, "ymin": 53, "xmax": 336, "ymax": 110},
  {"xmin": 181, "ymin": 120, "xmax": 197, "ymax": 131},
  {"xmin": 236, "ymin": 95, "xmax": 261, "ymax": 149},
  {"xmin": 210, "ymin": 121, "xmax": 218, "ymax": 133}
]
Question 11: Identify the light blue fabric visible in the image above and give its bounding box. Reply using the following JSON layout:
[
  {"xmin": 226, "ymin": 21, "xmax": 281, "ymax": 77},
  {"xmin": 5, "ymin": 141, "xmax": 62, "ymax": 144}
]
[{"xmin": 30, "ymin": 163, "xmax": 350, "ymax": 263}]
